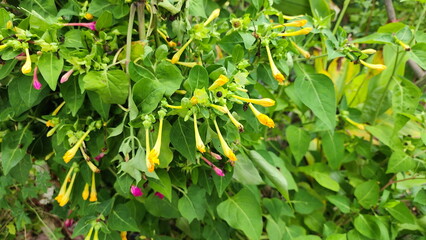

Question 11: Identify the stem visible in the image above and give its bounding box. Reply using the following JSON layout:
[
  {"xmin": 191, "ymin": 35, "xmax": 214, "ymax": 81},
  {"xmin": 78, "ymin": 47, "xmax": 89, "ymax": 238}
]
[
  {"xmin": 150, "ymin": 0, "xmax": 161, "ymax": 48},
  {"xmin": 137, "ymin": 0, "xmax": 146, "ymax": 41},
  {"xmin": 415, "ymin": 4, "xmax": 426, "ymax": 32},
  {"xmin": 126, "ymin": 4, "xmax": 136, "ymax": 158},
  {"xmin": 25, "ymin": 203, "xmax": 58, "ymax": 240},
  {"xmin": 384, "ymin": 0, "xmax": 397, "ymax": 22},
  {"xmin": 332, "ymin": 0, "xmax": 350, "ymax": 35},
  {"xmin": 380, "ymin": 176, "xmax": 424, "ymax": 191}
]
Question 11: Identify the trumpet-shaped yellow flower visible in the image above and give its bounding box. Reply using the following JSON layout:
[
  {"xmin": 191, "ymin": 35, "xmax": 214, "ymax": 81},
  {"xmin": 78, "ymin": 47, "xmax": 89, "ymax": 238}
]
[
  {"xmin": 157, "ymin": 29, "xmax": 177, "ymax": 48},
  {"xmin": 171, "ymin": 38, "xmax": 193, "ymax": 64},
  {"xmin": 63, "ymin": 129, "xmax": 92, "ymax": 163},
  {"xmin": 148, "ymin": 117, "xmax": 164, "ymax": 170},
  {"xmin": 277, "ymin": 27, "xmax": 312, "ymax": 37},
  {"xmin": 166, "ymin": 60, "xmax": 198, "ymax": 68},
  {"xmin": 211, "ymin": 104, "xmax": 244, "ymax": 132},
  {"xmin": 232, "ymin": 95, "xmax": 275, "ymax": 107},
  {"xmin": 59, "ymin": 171, "xmax": 77, "ymax": 206},
  {"xmin": 21, "ymin": 48, "xmax": 32, "ymax": 74},
  {"xmin": 120, "ymin": 231, "xmax": 128, "ymax": 240},
  {"xmin": 93, "ymin": 225, "xmax": 100, "ymax": 240},
  {"xmin": 193, "ymin": 113, "xmax": 206, "ymax": 153},
  {"xmin": 395, "ymin": 39, "xmax": 411, "ymax": 51},
  {"xmin": 361, "ymin": 49, "xmax": 376, "ymax": 55},
  {"xmin": 87, "ymin": 160, "xmax": 100, "ymax": 173},
  {"xmin": 291, "ymin": 41, "xmax": 310, "ymax": 59},
  {"xmin": 213, "ymin": 119, "xmax": 237, "ymax": 161},
  {"xmin": 359, "ymin": 60, "xmax": 387, "ymax": 71},
  {"xmin": 85, "ymin": 226, "xmax": 94, "ymax": 240},
  {"xmin": 165, "ymin": 104, "xmax": 183, "ymax": 109},
  {"xmin": 55, "ymin": 165, "xmax": 76, "ymax": 203},
  {"xmin": 89, "ymin": 172, "xmax": 97, "ymax": 202},
  {"xmin": 265, "ymin": 44, "xmax": 286, "ymax": 84},
  {"xmin": 272, "ymin": 19, "xmax": 307, "ymax": 29},
  {"xmin": 0, "ymin": 45, "xmax": 8, "ymax": 51},
  {"xmin": 208, "ymin": 75, "xmax": 229, "ymax": 91},
  {"xmin": 249, "ymin": 103, "xmax": 275, "ymax": 128},
  {"xmin": 204, "ymin": 9, "xmax": 220, "ymax": 26},
  {"xmin": 145, "ymin": 128, "xmax": 155, "ymax": 172},
  {"xmin": 82, "ymin": 183, "xmax": 89, "ymax": 200}
]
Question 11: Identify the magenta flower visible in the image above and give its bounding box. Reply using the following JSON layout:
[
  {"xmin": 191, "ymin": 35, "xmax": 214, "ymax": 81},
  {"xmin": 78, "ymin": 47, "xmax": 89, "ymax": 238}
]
[
  {"xmin": 213, "ymin": 166, "xmax": 225, "ymax": 177},
  {"xmin": 63, "ymin": 21, "xmax": 96, "ymax": 31},
  {"xmin": 64, "ymin": 218, "xmax": 74, "ymax": 228},
  {"xmin": 32, "ymin": 66, "xmax": 42, "ymax": 90},
  {"xmin": 94, "ymin": 152, "xmax": 105, "ymax": 162},
  {"xmin": 130, "ymin": 185, "xmax": 143, "ymax": 197},
  {"xmin": 154, "ymin": 192, "xmax": 164, "ymax": 199},
  {"xmin": 60, "ymin": 69, "xmax": 74, "ymax": 83}
]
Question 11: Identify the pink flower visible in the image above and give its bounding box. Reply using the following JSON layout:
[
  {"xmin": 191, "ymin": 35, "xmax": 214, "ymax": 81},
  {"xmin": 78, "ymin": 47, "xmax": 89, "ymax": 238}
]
[
  {"xmin": 60, "ymin": 69, "xmax": 74, "ymax": 83},
  {"xmin": 94, "ymin": 152, "xmax": 105, "ymax": 161},
  {"xmin": 63, "ymin": 22, "xmax": 96, "ymax": 31},
  {"xmin": 64, "ymin": 218, "xmax": 74, "ymax": 228},
  {"xmin": 130, "ymin": 185, "xmax": 143, "ymax": 197},
  {"xmin": 154, "ymin": 192, "xmax": 164, "ymax": 199},
  {"xmin": 210, "ymin": 151, "xmax": 222, "ymax": 160},
  {"xmin": 32, "ymin": 66, "xmax": 42, "ymax": 90},
  {"xmin": 213, "ymin": 166, "xmax": 225, "ymax": 177}
]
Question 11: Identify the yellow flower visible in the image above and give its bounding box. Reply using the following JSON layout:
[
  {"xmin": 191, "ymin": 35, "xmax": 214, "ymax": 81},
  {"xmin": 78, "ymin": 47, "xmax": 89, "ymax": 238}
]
[
  {"xmin": 6, "ymin": 20, "xmax": 13, "ymax": 29},
  {"xmin": 21, "ymin": 48, "xmax": 32, "ymax": 74},
  {"xmin": 147, "ymin": 117, "xmax": 164, "ymax": 170},
  {"xmin": 82, "ymin": 183, "xmax": 89, "ymax": 200},
  {"xmin": 277, "ymin": 27, "xmax": 312, "ymax": 37},
  {"xmin": 249, "ymin": 103, "xmax": 275, "ymax": 128},
  {"xmin": 291, "ymin": 41, "xmax": 310, "ymax": 59},
  {"xmin": 213, "ymin": 119, "xmax": 237, "ymax": 161},
  {"xmin": 171, "ymin": 38, "xmax": 193, "ymax": 64},
  {"xmin": 361, "ymin": 49, "xmax": 376, "ymax": 55},
  {"xmin": 89, "ymin": 172, "xmax": 97, "ymax": 202},
  {"xmin": 395, "ymin": 39, "xmax": 411, "ymax": 51},
  {"xmin": 211, "ymin": 104, "xmax": 244, "ymax": 132},
  {"xmin": 232, "ymin": 95, "xmax": 275, "ymax": 107},
  {"xmin": 120, "ymin": 231, "xmax": 128, "ymax": 240},
  {"xmin": 86, "ymin": 160, "xmax": 100, "ymax": 173},
  {"xmin": 282, "ymin": 14, "xmax": 304, "ymax": 20},
  {"xmin": 46, "ymin": 120, "xmax": 55, "ymax": 127},
  {"xmin": 85, "ymin": 226, "xmax": 94, "ymax": 240},
  {"xmin": 52, "ymin": 101, "xmax": 66, "ymax": 116},
  {"xmin": 93, "ymin": 226, "xmax": 100, "ymax": 240},
  {"xmin": 55, "ymin": 165, "xmax": 75, "ymax": 203},
  {"xmin": 145, "ymin": 128, "xmax": 155, "ymax": 172},
  {"xmin": 204, "ymin": 9, "xmax": 220, "ymax": 26},
  {"xmin": 265, "ymin": 44, "xmax": 286, "ymax": 85},
  {"xmin": 157, "ymin": 29, "xmax": 177, "ymax": 48},
  {"xmin": 193, "ymin": 113, "xmax": 206, "ymax": 153},
  {"xmin": 165, "ymin": 104, "xmax": 183, "ymax": 109},
  {"xmin": 359, "ymin": 60, "xmax": 387, "ymax": 71},
  {"xmin": 208, "ymin": 75, "xmax": 229, "ymax": 91},
  {"xmin": 272, "ymin": 19, "xmax": 307, "ymax": 29},
  {"xmin": 84, "ymin": 13, "xmax": 94, "ymax": 20},
  {"xmin": 0, "ymin": 45, "xmax": 7, "ymax": 51},
  {"xmin": 63, "ymin": 129, "xmax": 92, "ymax": 163},
  {"xmin": 59, "ymin": 171, "xmax": 77, "ymax": 206}
]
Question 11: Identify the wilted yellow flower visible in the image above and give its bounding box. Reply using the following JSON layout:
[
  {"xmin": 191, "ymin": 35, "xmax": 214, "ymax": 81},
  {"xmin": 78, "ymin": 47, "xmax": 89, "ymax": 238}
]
[
  {"xmin": 204, "ymin": 8, "xmax": 220, "ymax": 26},
  {"xmin": 63, "ymin": 129, "xmax": 92, "ymax": 163},
  {"xmin": 232, "ymin": 95, "xmax": 275, "ymax": 107},
  {"xmin": 82, "ymin": 183, "xmax": 89, "ymax": 200},
  {"xmin": 193, "ymin": 113, "xmax": 206, "ymax": 153},
  {"xmin": 359, "ymin": 60, "xmax": 387, "ymax": 71},
  {"xmin": 145, "ymin": 128, "xmax": 155, "ymax": 172},
  {"xmin": 213, "ymin": 119, "xmax": 237, "ymax": 161},
  {"xmin": 249, "ymin": 103, "xmax": 275, "ymax": 128},
  {"xmin": 89, "ymin": 172, "xmax": 97, "ymax": 202},
  {"xmin": 265, "ymin": 44, "xmax": 286, "ymax": 84},
  {"xmin": 208, "ymin": 75, "xmax": 229, "ymax": 91},
  {"xmin": 21, "ymin": 48, "xmax": 32, "ymax": 74},
  {"xmin": 59, "ymin": 171, "xmax": 77, "ymax": 206},
  {"xmin": 171, "ymin": 38, "xmax": 193, "ymax": 64},
  {"xmin": 291, "ymin": 41, "xmax": 310, "ymax": 59},
  {"xmin": 277, "ymin": 27, "xmax": 312, "ymax": 37},
  {"xmin": 148, "ymin": 117, "xmax": 164, "ymax": 170},
  {"xmin": 86, "ymin": 160, "xmax": 100, "ymax": 173}
]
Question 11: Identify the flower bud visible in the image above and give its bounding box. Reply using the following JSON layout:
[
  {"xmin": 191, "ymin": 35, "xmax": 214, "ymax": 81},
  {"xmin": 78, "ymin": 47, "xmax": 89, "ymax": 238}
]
[{"xmin": 130, "ymin": 185, "xmax": 143, "ymax": 197}]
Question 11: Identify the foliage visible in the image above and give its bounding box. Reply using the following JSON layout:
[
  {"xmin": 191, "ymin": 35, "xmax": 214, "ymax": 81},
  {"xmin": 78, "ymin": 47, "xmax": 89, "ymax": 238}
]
[{"xmin": 1, "ymin": 0, "xmax": 426, "ymax": 239}]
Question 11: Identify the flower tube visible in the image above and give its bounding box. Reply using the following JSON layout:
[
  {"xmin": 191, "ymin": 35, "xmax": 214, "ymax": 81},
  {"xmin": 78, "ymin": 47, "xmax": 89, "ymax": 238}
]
[
  {"xmin": 204, "ymin": 9, "xmax": 220, "ymax": 27},
  {"xmin": 147, "ymin": 116, "xmax": 164, "ymax": 170},
  {"xmin": 89, "ymin": 172, "xmax": 97, "ymax": 202},
  {"xmin": 145, "ymin": 127, "xmax": 154, "ymax": 172},
  {"xmin": 60, "ymin": 69, "xmax": 74, "ymax": 83},
  {"xmin": 130, "ymin": 185, "xmax": 143, "ymax": 197},
  {"xmin": 208, "ymin": 75, "xmax": 229, "ymax": 91},
  {"xmin": 59, "ymin": 171, "xmax": 78, "ymax": 206},
  {"xmin": 265, "ymin": 44, "xmax": 286, "ymax": 84},
  {"xmin": 32, "ymin": 66, "xmax": 42, "ymax": 90},
  {"xmin": 272, "ymin": 19, "xmax": 307, "ymax": 29},
  {"xmin": 359, "ymin": 60, "xmax": 387, "ymax": 71},
  {"xmin": 171, "ymin": 38, "xmax": 193, "ymax": 64},
  {"xmin": 63, "ymin": 129, "xmax": 92, "ymax": 163},
  {"xmin": 54, "ymin": 164, "xmax": 76, "ymax": 203},
  {"xmin": 291, "ymin": 41, "xmax": 310, "ymax": 59},
  {"xmin": 277, "ymin": 27, "xmax": 312, "ymax": 37},
  {"xmin": 210, "ymin": 104, "xmax": 244, "ymax": 132},
  {"xmin": 249, "ymin": 103, "xmax": 275, "ymax": 128},
  {"xmin": 21, "ymin": 48, "xmax": 32, "ymax": 74},
  {"xmin": 213, "ymin": 119, "xmax": 237, "ymax": 161},
  {"xmin": 63, "ymin": 21, "xmax": 96, "ymax": 31},
  {"xmin": 82, "ymin": 183, "xmax": 89, "ymax": 200},
  {"xmin": 232, "ymin": 95, "xmax": 275, "ymax": 107},
  {"xmin": 193, "ymin": 113, "xmax": 206, "ymax": 153}
]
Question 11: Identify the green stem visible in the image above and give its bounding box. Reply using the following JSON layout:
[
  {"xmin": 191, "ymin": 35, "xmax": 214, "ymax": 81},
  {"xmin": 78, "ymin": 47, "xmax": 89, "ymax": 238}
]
[
  {"xmin": 415, "ymin": 4, "xmax": 426, "ymax": 33},
  {"xmin": 137, "ymin": 0, "xmax": 146, "ymax": 41},
  {"xmin": 332, "ymin": 0, "xmax": 350, "ymax": 35}
]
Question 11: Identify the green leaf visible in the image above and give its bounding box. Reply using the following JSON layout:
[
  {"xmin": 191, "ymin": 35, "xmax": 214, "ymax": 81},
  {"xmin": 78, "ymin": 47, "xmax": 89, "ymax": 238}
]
[
  {"xmin": 294, "ymin": 188, "xmax": 323, "ymax": 214},
  {"xmin": 392, "ymin": 76, "xmax": 421, "ymax": 115},
  {"xmin": 354, "ymin": 180, "xmax": 379, "ymax": 209},
  {"xmin": 299, "ymin": 163, "xmax": 340, "ymax": 192},
  {"xmin": 187, "ymin": 65, "xmax": 209, "ymax": 93},
  {"xmin": 149, "ymin": 169, "xmax": 172, "ymax": 201},
  {"xmin": 133, "ymin": 78, "xmax": 165, "ymax": 113},
  {"xmin": 263, "ymin": 198, "xmax": 294, "ymax": 220},
  {"xmin": 95, "ymin": 11, "xmax": 113, "ymax": 30},
  {"xmin": 170, "ymin": 118, "xmax": 196, "ymax": 163},
  {"xmin": 285, "ymin": 126, "xmax": 310, "ymax": 165},
  {"xmin": 309, "ymin": 0, "xmax": 330, "ymax": 23},
  {"xmin": 354, "ymin": 215, "xmax": 389, "ymax": 240},
  {"xmin": 361, "ymin": 87, "xmax": 392, "ymax": 123},
  {"xmin": 321, "ymin": 131, "xmax": 345, "ymax": 170},
  {"xmin": 0, "ymin": 59, "xmax": 18, "ymax": 80},
  {"xmin": 410, "ymin": 43, "xmax": 426, "ymax": 69},
  {"xmin": 145, "ymin": 191, "xmax": 180, "ymax": 218},
  {"xmin": 384, "ymin": 201, "xmax": 416, "ymax": 224},
  {"xmin": 63, "ymin": 30, "xmax": 84, "ymax": 49},
  {"xmin": 113, "ymin": 174, "xmax": 133, "ymax": 198},
  {"xmin": 202, "ymin": 220, "xmax": 229, "ymax": 240},
  {"xmin": 233, "ymin": 154, "xmax": 264, "ymax": 185},
  {"xmin": 1, "ymin": 128, "xmax": 33, "ymax": 175},
  {"xmin": 386, "ymin": 150, "xmax": 415, "ymax": 173},
  {"xmin": 352, "ymin": 33, "xmax": 393, "ymax": 44},
  {"xmin": 249, "ymin": 150, "xmax": 289, "ymax": 200},
  {"xmin": 188, "ymin": 0, "xmax": 207, "ymax": 18},
  {"xmin": 108, "ymin": 204, "xmax": 139, "ymax": 232},
  {"xmin": 38, "ymin": 52, "xmax": 64, "ymax": 90},
  {"xmin": 294, "ymin": 66, "xmax": 336, "ymax": 130},
  {"xmin": 20, "ymin": 0, "xmax": 57, "ymax": 18},
  {"xmin": 87, "ymin": 91, "xmax": 110, "ymax": 120},
  {"xmin": 156, "ymin": 61, "xmax": 184, "ymax": 96},
  {"xmin": 266, "ymin": 216, "xmax": 285, "ymax": 240},
  {"xmin": 9, "ymin": 155, "xmax": 32, "ymax": 184},
  {"xmin": 83, "ymin": 70, "xmax": 129, "ymax": 104},
  {"xmin": 213, "ymin": 169, "xmax": 233, "ymax": 197},
  {"xmin": 178, "ymin": 186, "xmax": 207, "ymax": 223},
  {"xmin": 217, "ymin": 188, "xmax": 263, "ymax": 240},
  {"xmin": 60, "ymin": 78, "xmax": 85, "ymax": 116},
  {"xmin": 326, "ymin": 195, "xmax": 351, "ymax": 213}
]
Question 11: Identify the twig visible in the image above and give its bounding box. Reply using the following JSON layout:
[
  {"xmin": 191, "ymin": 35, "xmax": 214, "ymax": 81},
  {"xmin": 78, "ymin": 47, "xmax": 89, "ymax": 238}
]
[
  {"xmin": 380, "ymin": 176, "xmax": 425, "ymax": 191},
  {"xmin": 332, "ymin": 0, "xmax": 350, "ymax": 35},
  {"xmin": 384, "ymin": 0, "xmax": 397, "ymax": 22}
]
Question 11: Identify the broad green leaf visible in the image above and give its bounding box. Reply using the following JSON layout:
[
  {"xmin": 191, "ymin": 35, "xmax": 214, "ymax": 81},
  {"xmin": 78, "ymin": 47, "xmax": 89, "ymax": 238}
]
[
  {"xmin": 384, "ymin": 201, "xmax": 416, "ymax": 224},
  {"xmin": 309, "ymin": 0, "xmax": 330, "ymax": 24},
  {"xmin": 83, "ymin": 70, "xmax": 129, "ymax": 104},
  {"xmin": 249, "ymin": 150, "xmax": 289, "ymax": 200},
  {"xmin": 266, "ymin": 216, "xmax": 285, "ymax": 240},
  {"xmin": 187, "ymin": 65, "xmax": 209, "ymax": 92},
  {"xmin": 217, "ymin": 188, "xmax": 263, "ymax": 240},
  {"xmin": 386, "ymin": 150, "xmax": 415, "ymax": 173},
  {"xmin": 1, "ymin": 128, "xmax": 33, "ymax": 175},
  {"xmin": 213, "ymin": 168, "xmax": 233, "ymax": 197},
  {"xmin": 321, "ymin": 131, "xmax": 345, "ymax": 170},
  {"xmin": 87, "ymin": 91, "xmax": 110, "ymax": 120},
  {"xmin": 177, "ymin": 186, "xmax": 207, "ymax": 223},
  {"xmin": 294, "ymin": 66, "xmax": 336, "ymax": 130},
  {"xmin": 149, "ymin": 169, "xmax": 172, "ymax": 201},
  {"xmin": 202, "ymin": 220, "xmax": 229, "ymax": 240},
  {"xmin": 0, "ymin": 59, "xmax": 18, "ymax": 80},
  {"xmin": 133, "ymin": 78, "xmax": 165, "ymax": 113},
  {"xmin": 38, "ymin": 52, "xmax": 64, "ymax": 90},
  {"xmin": 113, "ymin": 174, "xmax": 133, "ymax": 198},
  {"xmin": 170, "ymin": 118, "xmax": 196, "ymax": 163},
  {"xmin": 352, "ymin": 33, "xmax": 393, "ymax": 44},
  {"xmin": 294, "ymin": 188, "xmax": 324, "ymax": 214},
  {"xmin": 108, "ymin": 204, "xmax": 139, "ymax": 232},
  {"xmin": 71, "ymin": 216, "xmax": 96, "ymax": 238},
  {"xmin": 285, "ymin": 126, "xmax": 310, "ymax": 165},
  {"xmin": 263, "ymin": 198, "xmax": 294, "ymax": 220},
  {"xmin": 60, "ymin": 78, "xmax": 85, "ymax": 116},
  {"xmin": 409, "ymin": 43, "xmax": 426, "ymax": 69},
  {"xmin": 63, "ymin": 30, "xmax": 84, "ymax": 48},
  {"xmin": 95, "ymin": 11, "xmax": 113, "ymax": 30},
  {"xmin": 233, "ymin": 153, "xmax": 264, "ymax": 185},
  {"xmin": 188, "ymin": 0, "xmax": 207, "ymax": 18},
  {"xmin": 326, "ymin": 195, "xmax": 351, "ymax": 213},
  {"xmin": 20, "ymin": 0, "xmax": 57, "ymax": 18},
  {"xmin": 304, "ymin": 212, "xmax": 325, "ymax": 232},
  {"xmin": 145, "ymin": 191, "xmax": 180, "ymax": 218},
  {"xmin": 354, "ymin": 215, "xmax": 390, "ymax": 240},
  {"xmin": 8, "ymin": 76, "xmax": 49, "ymax": 116},
  {"xmin": 354, "ymin": 180, "xmax": 379, "ymax": 209},
  {"xmin": 129, "ymin": 62, "xmax": 156, "ymax": 82},
  {"xmin": 156, "ymin": 61, "xmax": 184, "ymax": 96},
  {"xmin": 326, "ymin": 234, "xmax": 347, "ymax": 240},
  {"xmin": 361, "ymin": 87, "xmax": 391, "ymax": 124},
  {"xmin": 392, "ymin": 76, "xmax": 421, "ymax": 115},
  {"xmin": 9, "ymin": 155, "xmax": 32, "ymax": 184},
  {"xmin": 299, "ymin": 163, "xmax": 340, "ymax": 192}
]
